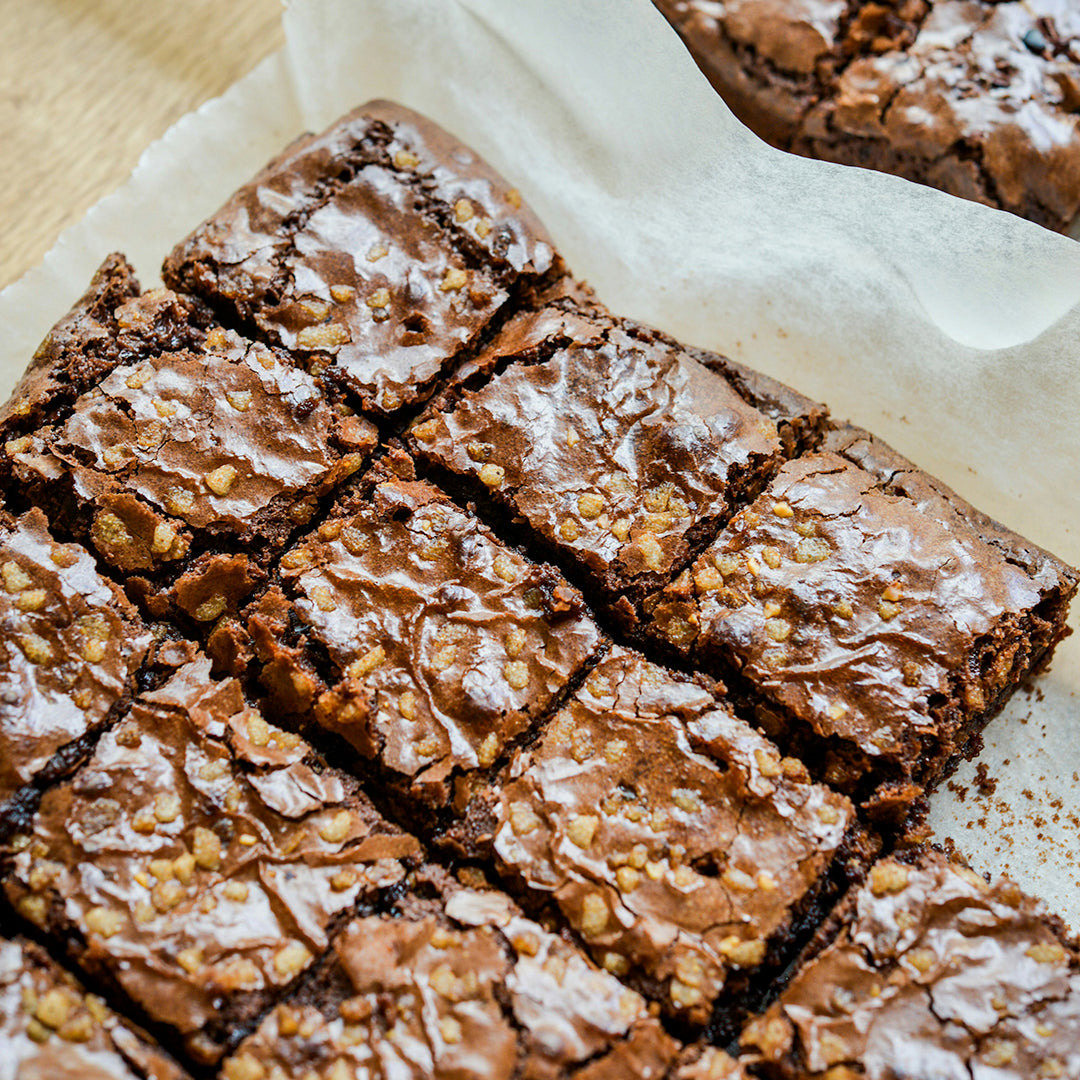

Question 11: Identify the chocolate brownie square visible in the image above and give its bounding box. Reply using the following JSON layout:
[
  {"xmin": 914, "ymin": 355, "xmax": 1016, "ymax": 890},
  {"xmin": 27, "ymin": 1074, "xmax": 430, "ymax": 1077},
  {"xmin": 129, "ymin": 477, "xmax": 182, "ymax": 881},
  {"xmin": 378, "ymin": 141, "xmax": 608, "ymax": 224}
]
[
  {"xmin": 0, "ymin": 506, "xmax": 149, "ymax": 819},
  {"xmin": 740, "ymin": 848, "xmax": 1080, "ymax": 1079},
  {"xmin": 658, "ymin": 0, "xmax": 1080, "ymax": 232},
  {"xmin": 163, "ymin": 101, "xmax": 559, "ymax": 416},
  {"xmin": 408, "ymin": 302, "xmax": 827, "ymax": 627},
  {"xmin": 226, "ymin": 461, "xmax": 603, "ymax": 814},
  {"xmin": 220, "ymin": 868, "xmax": 678, "ymax": 1080},
  {"xmin": 649, "ymin": 426, "xmax": 1078, "ymax": 815},
  {"xmin": 3, "ymin": 656, "xmax": 421, "ymax": 1065},
  {"xmin": 447, "ymin": 647, "xmax": 858, "ymax": 1029},
  {"xmin": 5, "ymin": 256, "xmax": 377, "ymax": 626},
  {"xmin": 0, "ymin": 935, "xmax": 187, "ymax": 1080}
]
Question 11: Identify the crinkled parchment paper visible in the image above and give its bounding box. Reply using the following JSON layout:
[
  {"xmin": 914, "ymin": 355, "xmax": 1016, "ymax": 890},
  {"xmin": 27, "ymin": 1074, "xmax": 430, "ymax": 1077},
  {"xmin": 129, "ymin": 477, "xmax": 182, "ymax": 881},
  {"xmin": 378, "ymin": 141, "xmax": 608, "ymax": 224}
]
[{"xmin": 2, "ymin": 0, "xmax": 1079, "ymax": 919}]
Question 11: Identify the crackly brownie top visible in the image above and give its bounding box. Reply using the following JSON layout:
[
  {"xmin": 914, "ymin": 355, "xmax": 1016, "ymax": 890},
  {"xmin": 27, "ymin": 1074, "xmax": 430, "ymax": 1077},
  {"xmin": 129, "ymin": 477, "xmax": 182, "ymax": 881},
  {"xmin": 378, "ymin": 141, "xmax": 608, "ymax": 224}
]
[
  {"xmin": 0, "ymin": 936, "xmax": 187, "ymax": 1080},
  {"xmin": 411, "ymin": 304, "xmax": 825, "ymax": 600},
  {"xmin": 280, "ymin": 471, "xmax": 601, "ymax": 804},
  {"xmin": 741, "ymin": 850, "xmax": 1080, "ymax": 1079},
  {"xmin": 8, "ymin": 290, "xmax": 377, "ymax": 575},
  {"xmin": 223, "ymin": 879, "xmax": 677, "ymax": 1080},
  {"xmin": 0, "ymin": 507, "xmax": 149, "ymax": 805},
  {"xmin": 650, "ymin": 431, "xmax": 1073, "ymax": 780},
  {"xmin": 5, "ymin": 657, "xmax": 420, "ymax": 1057},
  {"xmin": 163, "ymin": 100, "xmax": 557, "ymax": 415},
  {"xmin": 482, "ymin": 647, "xmax": 852, "ymax": 1022}
]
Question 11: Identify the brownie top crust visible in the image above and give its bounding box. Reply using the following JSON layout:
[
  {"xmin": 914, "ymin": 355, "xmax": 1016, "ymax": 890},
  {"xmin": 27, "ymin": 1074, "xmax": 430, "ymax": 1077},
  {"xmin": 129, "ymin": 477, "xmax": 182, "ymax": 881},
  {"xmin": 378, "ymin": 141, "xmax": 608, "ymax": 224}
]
[
  {"xmin": 163, "ymin": 101, "xmax": 558, "ymax": 415},
  {"xmin": 7, "ymin": 277, "xmax": 376, "ymax": 585},
  {"xmin": 741, "ymin": 849, "xmax": 1080, "ymax": 1079},
  {"xmin": 460, "ymin": 647, "xmax": 853, "ymax": 1025},
  {"xmin": 223, "ymin": 874, "xmax": 678, "ymax": 1080},
  {"xmin": 0, "ymin": 507, "xmax": 149, "ymax": 806},
  {"xmin": 410, "ymin": 303, "xmax": 826, "ymax": 620},
  {"xmin": 0, "ymin": 936, "xmax": 187, "ymax": 1080},
  {"xmin": 650, "ymin": 427, "xmax": 1077, "ymax": 795},
  {"xmin": 266, "ymin": 468, "xmax": 602, "ymax": 807},
  {"xmin": 4, "ymin": 656, "xmax": 421, "ymax": 1063}
]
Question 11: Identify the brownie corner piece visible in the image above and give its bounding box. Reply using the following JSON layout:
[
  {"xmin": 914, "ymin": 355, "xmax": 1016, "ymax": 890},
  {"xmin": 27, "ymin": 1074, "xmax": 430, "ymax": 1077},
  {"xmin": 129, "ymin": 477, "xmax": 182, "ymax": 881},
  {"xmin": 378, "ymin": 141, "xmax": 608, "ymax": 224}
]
[
  {"xmin": 221, "ymin": 869, "xmax": 679, "ymax": 1080},
  {"xmin": 450, "ymin": 645, "xmax": 859, "ymax": 1032},
  {"xmin": 4, "ymin": 653, "xmax": 421, "ymax": 1065},
  {"xmin": 0, "ymin": 934, "xmax": 189, "ymax": 1079},
  {"xmin": 0, "ymin": 505, "xmax": 149, "ymax": 817},
  {"xmin": 648, "ymin": 426, "xmax": 1077, "ymax": 814},
  {"xmin": 409, "ymin": 302, "xmax": 827, "ymax": 627},
  {"xmin": 739, "ymin": 846, "xmax": 1080, "ymax": 1078},
  {"xmin": 241, "ymin": 463, "xmax": 604, "ymax": 814},
  {"xmin": 163, "ymin": 100, "xmax": 561, "ymax": 416}
]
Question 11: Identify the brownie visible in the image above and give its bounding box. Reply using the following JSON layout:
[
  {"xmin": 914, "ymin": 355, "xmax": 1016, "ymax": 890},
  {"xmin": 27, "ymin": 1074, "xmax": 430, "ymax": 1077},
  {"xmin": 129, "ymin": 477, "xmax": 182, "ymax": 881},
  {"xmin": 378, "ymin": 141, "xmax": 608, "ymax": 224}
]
[
  {"xmin": 740, "ymin": 848, "xmax": 1080, "ymax": 1078},
  {"xmin": 408, "ymin": 302, "xmax": 827, "ymax": 628},
  {"xmin": 657, "ymin": 0, "xmax": 1080, "ymax": 232},
  {"xmin": 446, "ymin": 647, "xmax": 859, "ymax": 1029},
  {"xmin": 4, "ymin": 255, "xmax": 378, "ymax": 626},
  {"xmin": 163, "ymin": 100, "xmax": 560, "ymax": 416},
  {"xmin": 3, "ymin": 656, "xmax": 422, "ymax": 1065},
  {"xmin": 0, "ymin": 506, "xmax": 149, "ymax": 818},
  {"xmin": 0, "ymin": 935, "xmax": 187, "ymax": 1080},
  {"xmin": 649, "ymin": 425, "xmax": 1077, "ymax": 815},
  {"xmin": 221, "ymin": 462, "xmax": 603, "ymax": 813},
  {"xmin": 220, "ymin": 868, "xmax": 679, "ymax": 1080}
]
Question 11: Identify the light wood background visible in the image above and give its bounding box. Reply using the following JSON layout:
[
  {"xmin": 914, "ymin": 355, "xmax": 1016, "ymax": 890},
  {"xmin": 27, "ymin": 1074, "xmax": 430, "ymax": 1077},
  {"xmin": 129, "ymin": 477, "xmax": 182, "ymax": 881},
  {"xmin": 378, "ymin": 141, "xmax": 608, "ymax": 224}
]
[{"xmin": 0, "ymin": 0, "xmax": 285, "ymax": 291}]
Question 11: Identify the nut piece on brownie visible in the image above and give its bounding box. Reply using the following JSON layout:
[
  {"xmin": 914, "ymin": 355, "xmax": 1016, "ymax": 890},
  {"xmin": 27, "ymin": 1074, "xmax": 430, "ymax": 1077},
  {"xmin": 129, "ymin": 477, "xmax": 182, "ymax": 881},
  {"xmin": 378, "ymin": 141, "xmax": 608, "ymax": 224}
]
[
  {"xmin": 3, "ymin": 655, "xmax": 421, "ymax": 1065},
  {"xmin": 221, "ymin": 868, "xmax": 679, "ymax": 1080},
  {"xmin": 164, "ymin": 101, "xmax": 559, "ymax": 415},
  {"xmin": 0, "ymin": 507, "xmax": 149, "ymax": 816},
  {"xmin": 0, "ymin": 935, "xmax": 188, "ymax": 1080},
  {"xmin": 740, "ymin": 848, "xmax": 1080, "ymax": 1079},
  {"xmin": 232, "ymin": 463, "xmax": 603, "ymax": 814},
  {"xmin": 649, "ymin": 426, "xmax": 1077, "ymax": 814},
  {"xmin": 408, "ymin": 302, "xmax": 827, "ymax": 628},
  {"xmin": 448, "ymin": 646, "xmax": 857, "ymax": 1029},
  {"xmin": 4, "ymin": 255, "xmax": 377, "ymax": 625}
]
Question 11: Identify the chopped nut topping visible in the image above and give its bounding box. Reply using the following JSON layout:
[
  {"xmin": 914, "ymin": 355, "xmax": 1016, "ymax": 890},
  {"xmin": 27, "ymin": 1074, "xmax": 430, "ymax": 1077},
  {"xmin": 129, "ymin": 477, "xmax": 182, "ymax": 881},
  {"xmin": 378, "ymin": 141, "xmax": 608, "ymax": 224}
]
[
  {"xmin": 439, "ymin": 268, "xmax": 468, "ymax": 292},
  {"xmin": 125, "ymin": 366, "xmax": 153, "ymax": 390},
  {"xmin": 604, "ymin": 739, "xmax": 628, "ymax": 763},
  {"xmin": 580, "ymin": 893, "xmax": 609, "ymax": 937},
  {"xmin": 195, "ymin": 594, "xmax": 228, "ymax": 622},
  {"xmin": 817, "ymin": 805, "xmax": 842, "ymax": 825},
  {"xmin": 878, "ymin": 599, "xmax": 901, "ymax": 621},
  {"xmin": 367, "ymin": 288, "xmax": 391, "ymax": 310},
  {"xmin": 616, "ymin": 866, "xmax": 641, "ymax": 893},
  {"xmin": 347, "ymin": 644, "xmax": 386, "ymax": 679},
  {"xmin": 672, "ymin": 787, "xmax": 703, "ymax": 814},
  {"xmin": 318, "ymin": 810, "xmax": 352, "ymax": 844},
  {"xmin": 772, "ymin": 501, "xmax": 794, "ymax": 518},
  {"xmin": 762, "ymin": 546, "xmax": 782, "ymax": 569},
  {"xmin": 411, "ymin": 419, "xmax": 439, "ymax": 444},
  {"xmin": 611, "ymin": 517, "xmax": 631, "ymax": 542},
  {"xmin": 193, "ymin": 826, "xmax": 223, "ymax": 871},
  {"xmin": 694, "ymin": 566, "xmax": 724, "ymax": 592},
  {"xmin": 718, "ymin": 936, "xmax": 766, "ymax": 967},
  {"xmin": 509, "ymin": 801, "xmax": 542, "ymax": 836},
  {"xmin": 153, "ymin": 398, "xmax": 178, "ymax": 418},
  {"xmin": 153, "ymin": 793, "xmax": 181, "ymax": 823},
  {"xmin": 164, "ymin": 487, "xmax": 196, "ymax": 518},
  {"xmin": 905, "ymin": 948, "xmax": 935, "ymax": 973},
  {"xmin": 982, "ymin": 1041, "xmax": 1017, "ymax": 1067},
  {"xmin": 577, "ymin": 492, "xmax": 604, "ymax": 519},
  {"xmin": 5, "ymin": 436, "xmax": 31, "ymax": 456},
  {"xmin": 723, "ymin": 867, "xmax": 757, "ymax": 892},
  {"xmin": 478, "ymin": 463, "xmax": 504, "ymax": 488},
  {"xmin": 755, "ymin": 749, "xmax": 783, "ymax": 778},
  {"xmin": 492, "ymin": 553, "xmax": 518, "ymax": 583},
  {"xmin": 398, "ymin": 691, "xmax": 417, "ymax": 721},
  {"xmin": 367, "ymin": 242, "xmax": 389, "ymax": 262},
  {"xmin": 297, "ymin": 324, "xmax": 350, "ymax": 350},
  {"xmin": 670, "ymin": 979, "xmax": 703, "ymax": 1009},
  {"xmin": 869, "ymin": 861, "xmax": 909, "ymax": 896},
  {"xmin": 84, "ymin": 906, "xmax": 123, "ymax": 938},
  {"xmin": 177, "ymin": 947, "xmax": 204, "ymax": 974},
  {"xmin": 453, "ymin": 198, "xmax": 475, "ymax": 222},
  {"xmin": 567, "ymin": 815, "xmax": 599, "ymax": 848},
  {"xmin": 504, "ymin": 626, "xmax": 527, "ymax": 659},
  {"xmin": 206, "ymin": 464, "xmax": 238, "ymax": 496},
  {"xmin": 475, "ymin": 217, "xmax": 493, "ymax": 238},
  {"xmin": 17, "ymin": 633, "xmax": 53, "ymax": 666},
  {"xmin": 16, "ymin": 589, "xmax": 46, "ymax": 613},
  {"xmin": 505, "ymin": 188, "xmax": 522, "ymax": 208},
  {"xmin": 560, "ymin": 517, "xmax": 580, "ymax": 541},
  {"xmin": 1026, "ymin": 942, "xmax": 1069, "ymax": 964},
  {"xmin": 765, "ymin": 618, "xmax": 791, "ymax": 642},
  {"xmin": 274, "ymin": 942, "xmax": 313, "ymax": 978},
  {"xmin": 93, "ymin": 513, "xmax": 133, "ymax": 548},
  {"xmin": 504, "ymin": 660, "xmax": 529, "ymax": 689},
  {"xmin": 394, "ymin": 149, "xmax": 420, "ymax": 169},
  {"xmin": 637, "ymin": 532, "xmax": 665, "ymax": 571},
  {"xmin": 311, "ymin": 585, "xmax": 337, "ymax": 612},
  {"xmin": 882, "ymin": 580, "xmax": 904, "ymax": 602},
  {"xmin": 477, "ymin": 732, "xmax": 500, "ymax": 768},
  {"xmin": 794, "ymin": 537, "xmax": 830, "ymax": 563},
  {"xmin": 331, "ymin": 868, "xmax": 359, "ymax": 892}
]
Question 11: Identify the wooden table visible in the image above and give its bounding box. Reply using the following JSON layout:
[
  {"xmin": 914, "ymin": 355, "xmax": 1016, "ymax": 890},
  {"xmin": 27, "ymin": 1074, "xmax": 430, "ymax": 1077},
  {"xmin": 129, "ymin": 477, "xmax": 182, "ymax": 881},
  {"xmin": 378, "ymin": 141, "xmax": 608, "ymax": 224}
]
[{"xmin": 0, "ymin": 0, "xmax": 285, "ymax": 291}]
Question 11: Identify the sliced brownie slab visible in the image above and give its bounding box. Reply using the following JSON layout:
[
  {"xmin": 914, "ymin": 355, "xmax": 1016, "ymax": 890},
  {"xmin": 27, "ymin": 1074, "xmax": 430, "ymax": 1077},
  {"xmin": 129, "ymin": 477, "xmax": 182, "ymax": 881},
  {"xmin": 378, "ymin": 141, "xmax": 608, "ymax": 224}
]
[
  {"xmin": 649, "ymin": 425, "xmax": 1077, "ymax": 817},
  {"xmin": 408, "ymin": 302, "xmax": 827, "ymax": 628},
  {"xmin": 4, "ymin": 256, "xmax": 376, "ymax": 627},
  {"xmin": 740, "ymin": 847, "xmax": 1080, "ymax": 1079},
  {"xmin": 447, "ymin": 646, "xmax": 860, "ymax": 1031},
  {"xmin": 3, "ymin": 656, "xmax": 421, "ymax": 1065},
  {"xmin": 220, "ymin": 867, "xmax": 679, "ymax": 1080},
  {"xmin": 221, "ymin": 460, "xmax": 603, "ymax": 816},
  {"xmin": 0, "ymin": 935, "xmax": 188, "ymax": 1080},
  {"xmin": 163, "ymin": 100, "xmax": 559, "ymax": 416},
  {"xmin": 0, "ymin": 506, "xmax": 149, "ymax": 821}
]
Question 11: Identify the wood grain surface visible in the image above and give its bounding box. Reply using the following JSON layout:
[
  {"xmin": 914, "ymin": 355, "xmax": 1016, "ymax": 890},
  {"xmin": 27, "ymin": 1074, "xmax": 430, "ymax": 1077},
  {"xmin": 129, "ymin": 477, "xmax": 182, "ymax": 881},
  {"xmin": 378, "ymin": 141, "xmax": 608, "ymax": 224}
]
[{"xmin": 0, "ymin": 0, "xmax": 285, "ymax": 291}]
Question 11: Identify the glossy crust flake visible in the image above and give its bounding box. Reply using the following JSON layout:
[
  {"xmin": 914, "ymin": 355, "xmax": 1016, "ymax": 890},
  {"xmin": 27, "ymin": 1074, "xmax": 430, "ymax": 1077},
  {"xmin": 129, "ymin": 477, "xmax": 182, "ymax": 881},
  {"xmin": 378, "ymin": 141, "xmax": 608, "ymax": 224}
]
[
  {"xmin": 449, "ymin": 647, "xmax": 854, "ymax": 1027},
  {"xmin": 221, "ymin": 872, "xmax": 678, "ymax": 1080},
  {"xmin": 740, "ymin": 848, "xmax": 1080, "ymax": 1079},
  {"xmin": 658, "ymin": 0, "xmax": 1080, "ymax": 231},
  {"xmin": 229, "ymin": 466, "xmax": 603, "ymax": 811},
  {"xmin": 409, "ymin": 302, "xmax": 827, "ymax": 626},
  {"xmin": 3, "ymin": 656, "xmax": 421, "ymax": 1065},
  {"xmin": 649, "ymin": 427, "xmax": 1077, "ymax": 805},
  {"xmin": 164, "ymin": 101, "xmax": 559, "ymax": 415},
  {"xmin": 0, "ymin": 507, "xmax": 149, "ymax": 811}
]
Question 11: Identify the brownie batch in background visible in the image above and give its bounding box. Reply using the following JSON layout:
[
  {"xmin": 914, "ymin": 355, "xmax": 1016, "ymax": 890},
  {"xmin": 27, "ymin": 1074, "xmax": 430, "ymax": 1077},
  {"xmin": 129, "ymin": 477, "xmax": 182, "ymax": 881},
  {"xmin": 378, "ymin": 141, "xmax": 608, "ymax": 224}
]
[
  {"xmin": 656, "ymin": 0, "xmax": 1080, "ymax": 233},
  {"xmin": 0, "ymin": 96, "xmax": 1074, "ymax": 1080},
  {"xmin": 221, "ymin": 867, "xmax": 679, "ymax": 1080},
  {"xmin": 649, "ymin": 425, "xmax": 1077, "ymax": 818},
  {"xmin": 3, "ymin": 657, "xmax": 421, "ymax": 1065}
]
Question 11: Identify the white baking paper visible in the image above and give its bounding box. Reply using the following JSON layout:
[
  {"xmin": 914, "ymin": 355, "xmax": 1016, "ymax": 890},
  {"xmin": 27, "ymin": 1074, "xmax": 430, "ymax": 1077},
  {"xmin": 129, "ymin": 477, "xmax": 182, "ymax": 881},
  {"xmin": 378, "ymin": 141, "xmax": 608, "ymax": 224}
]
[{"xmin": 1, "ymin": 0, "xmax": 1078, "ymax": 920}]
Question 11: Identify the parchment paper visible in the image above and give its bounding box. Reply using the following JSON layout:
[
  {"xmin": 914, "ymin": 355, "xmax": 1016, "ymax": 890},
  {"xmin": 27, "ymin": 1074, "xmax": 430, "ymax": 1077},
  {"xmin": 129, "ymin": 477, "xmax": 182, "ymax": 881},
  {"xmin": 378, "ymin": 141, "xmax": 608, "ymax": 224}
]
[{"xmin": 1, "ymin": 0, "xmax": 1078, "ymax": 920}]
